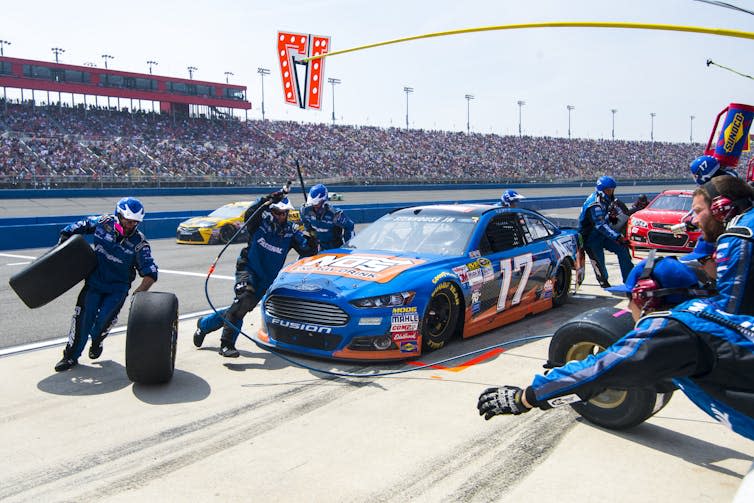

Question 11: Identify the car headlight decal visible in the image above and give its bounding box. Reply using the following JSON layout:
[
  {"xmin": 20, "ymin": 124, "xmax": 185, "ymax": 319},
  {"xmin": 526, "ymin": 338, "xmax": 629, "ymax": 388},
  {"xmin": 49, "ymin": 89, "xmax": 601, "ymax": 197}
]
[{"xmin": 351, "ymin": 291, "xmax": 416, "ymax": 308}]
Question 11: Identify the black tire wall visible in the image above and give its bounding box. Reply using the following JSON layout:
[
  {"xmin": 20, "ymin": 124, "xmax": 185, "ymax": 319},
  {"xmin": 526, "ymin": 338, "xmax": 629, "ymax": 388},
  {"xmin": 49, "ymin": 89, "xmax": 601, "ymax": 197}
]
[{"xmin": 126, "ymin": 291, "xmax": 179, "ymax": 384}]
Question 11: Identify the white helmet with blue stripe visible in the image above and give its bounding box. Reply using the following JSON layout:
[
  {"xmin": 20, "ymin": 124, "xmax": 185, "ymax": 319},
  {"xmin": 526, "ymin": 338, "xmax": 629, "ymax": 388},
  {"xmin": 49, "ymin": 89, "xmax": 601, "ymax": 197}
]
[{"xmin": 115, "ymin": 197, "xmax": 145, "ymax": 222}]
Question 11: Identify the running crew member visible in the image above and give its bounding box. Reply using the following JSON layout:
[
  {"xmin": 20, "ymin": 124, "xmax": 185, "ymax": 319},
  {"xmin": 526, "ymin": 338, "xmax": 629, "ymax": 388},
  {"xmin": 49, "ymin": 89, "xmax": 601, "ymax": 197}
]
[{"xmin": 299, "ymin": 183, "xmax": 355, "ymax": 251}]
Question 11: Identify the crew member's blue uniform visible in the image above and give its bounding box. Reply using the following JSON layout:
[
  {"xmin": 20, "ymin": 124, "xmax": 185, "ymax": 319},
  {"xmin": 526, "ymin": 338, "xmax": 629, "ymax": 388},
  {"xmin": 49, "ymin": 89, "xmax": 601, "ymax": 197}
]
[
  {"xmin": 198, "ymin": 197, "xmax": 316, "ymax": 347},
  {"xmin": 711, "ymin": 208, "xmax": 754, "ymax": 315},
  {"xmin": 578, "ymin": 190, "xmax": 633, "ymax": 286},
  {"xmin": 299, "ymin": 202, "xmax": 355, "ymax": 250},
  {"xmin": 528, "ymin": 301, "xmax": 754, "ymax": 440},
  {"xmin": 61, "ymin": 215, "xmax": 158, "ymax": 360}
]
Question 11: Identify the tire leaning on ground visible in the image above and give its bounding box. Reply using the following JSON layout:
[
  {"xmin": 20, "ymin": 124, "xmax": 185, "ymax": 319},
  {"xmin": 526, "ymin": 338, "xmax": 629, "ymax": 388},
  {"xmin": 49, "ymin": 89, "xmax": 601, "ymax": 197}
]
[
  {"xmin": 126, "ymin": 291, "xmax": 179, "ymax": 384},
  {"xmin": 8, "ymin": 234, "xmax": 97, "ymax": 309},
  {"xmin": 547, "ymin": 306, "xmax": 674, "ymax": 430}
]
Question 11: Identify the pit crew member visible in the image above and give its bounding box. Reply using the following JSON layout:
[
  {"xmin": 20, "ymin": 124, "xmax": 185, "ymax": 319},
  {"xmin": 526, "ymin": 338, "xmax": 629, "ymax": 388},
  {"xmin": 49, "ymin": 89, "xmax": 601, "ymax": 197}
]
[{"xmin": 54, "ymin": 197, "xmax": 158, "ymax": 372}]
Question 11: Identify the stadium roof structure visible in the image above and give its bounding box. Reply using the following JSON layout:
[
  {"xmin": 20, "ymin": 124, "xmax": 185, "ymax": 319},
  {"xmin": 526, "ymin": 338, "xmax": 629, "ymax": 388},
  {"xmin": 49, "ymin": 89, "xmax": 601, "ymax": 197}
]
[{"xmin": 0, "ymin": 55, "xmax": 251, "ymax": 116}]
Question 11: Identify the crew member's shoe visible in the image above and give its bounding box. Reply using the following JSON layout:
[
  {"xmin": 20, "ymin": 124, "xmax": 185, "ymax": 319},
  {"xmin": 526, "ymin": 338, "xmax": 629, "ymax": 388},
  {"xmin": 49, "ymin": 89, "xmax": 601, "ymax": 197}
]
[
  {"xmin": 219, "ymin": 344, "xmax": 240, "ymax": 358},
  {"xmin": 599, "ymin": 280, "xmax": 611, "ymax": 288},
  {"xmin": 55, "ymin": 356, "xmax": 78, "ymax": 372},
  {"xmin": 89, "ymin": 341, "xmax": 103, "ymax": 359},
  {"xmin": 194, "ymin": 321, "xmax": 206, "ymax": 348}
]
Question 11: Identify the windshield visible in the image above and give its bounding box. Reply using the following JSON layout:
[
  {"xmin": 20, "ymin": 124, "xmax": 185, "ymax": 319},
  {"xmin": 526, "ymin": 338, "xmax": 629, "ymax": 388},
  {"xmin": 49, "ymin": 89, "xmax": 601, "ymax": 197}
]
[
  {"xmin": 209, "ymin": 204, "xmax": 246, "ymax": 219},
  {"xmin": 648, "ymin": 195, "xmax": 692, "ymax": 212},
  {"xmin": 347, "ymin": 212, "xmax": 475, "ymax": 256}
]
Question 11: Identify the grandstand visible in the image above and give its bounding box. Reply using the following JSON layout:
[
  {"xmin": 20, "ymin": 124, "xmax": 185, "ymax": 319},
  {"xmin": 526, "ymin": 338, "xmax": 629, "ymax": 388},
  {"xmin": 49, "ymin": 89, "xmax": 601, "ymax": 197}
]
[
  {"xmin": 2, "ymin": 101, "xmax": 738, "ymax": 189},
  {"xmin": 0, "ymin": 54, "xmax": 749, "ymax": 188}
]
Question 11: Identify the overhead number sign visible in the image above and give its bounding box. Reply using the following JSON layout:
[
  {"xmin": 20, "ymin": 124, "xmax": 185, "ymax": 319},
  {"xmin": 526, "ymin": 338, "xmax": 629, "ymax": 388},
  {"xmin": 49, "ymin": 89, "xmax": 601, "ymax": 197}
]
[{"xmin": 277, "ymin": 31, "xmax": 331, "ymax": 110}]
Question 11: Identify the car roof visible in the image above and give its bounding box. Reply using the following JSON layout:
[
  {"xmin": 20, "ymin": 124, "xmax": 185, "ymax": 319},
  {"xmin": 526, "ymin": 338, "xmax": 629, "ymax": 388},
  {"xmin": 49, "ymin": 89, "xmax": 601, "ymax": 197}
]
[
  {"xmin": 391, "ymin": 203, "xmax": 497, "ymax": 218},
  {"xmin": 657, "ymin": 190, "xmax": 693, "ymax": 196}
]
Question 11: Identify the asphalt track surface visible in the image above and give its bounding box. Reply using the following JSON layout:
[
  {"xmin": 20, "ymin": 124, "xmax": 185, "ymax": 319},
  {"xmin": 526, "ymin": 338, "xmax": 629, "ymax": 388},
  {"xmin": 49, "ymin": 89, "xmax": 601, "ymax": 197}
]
[{"xmin": 2, "ymin": 186, "xmax": 751, "ymax": 502}]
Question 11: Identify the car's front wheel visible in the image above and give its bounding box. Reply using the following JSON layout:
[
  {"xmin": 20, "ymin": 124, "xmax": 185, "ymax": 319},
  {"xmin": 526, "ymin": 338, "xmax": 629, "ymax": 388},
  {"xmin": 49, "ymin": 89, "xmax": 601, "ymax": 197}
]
[
  {"xmin": 219, "ymin": 225, "xmax": 237, "ymax": 244},
  {"xmin": 421, "ymin": 282, "xmax": 462, "ymax": 351}
]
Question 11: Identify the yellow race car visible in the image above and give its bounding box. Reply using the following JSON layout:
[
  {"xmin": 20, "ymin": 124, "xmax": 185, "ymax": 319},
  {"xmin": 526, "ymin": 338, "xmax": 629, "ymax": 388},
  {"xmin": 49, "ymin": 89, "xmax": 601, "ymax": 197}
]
[{"xmin": 176, "ymin": 201, "xmax": 302, "ymax": 245}]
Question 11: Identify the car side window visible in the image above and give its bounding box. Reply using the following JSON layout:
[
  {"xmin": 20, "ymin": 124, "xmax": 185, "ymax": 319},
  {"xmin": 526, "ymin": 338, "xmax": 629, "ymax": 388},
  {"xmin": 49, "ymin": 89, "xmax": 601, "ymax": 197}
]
[
  {"xmin": 482, "ymin": 214, "xmax": 525, "ymax": 254},
  {"xmin": 523, "ymin": 215, "xmax": 553, "ymax": 241}
]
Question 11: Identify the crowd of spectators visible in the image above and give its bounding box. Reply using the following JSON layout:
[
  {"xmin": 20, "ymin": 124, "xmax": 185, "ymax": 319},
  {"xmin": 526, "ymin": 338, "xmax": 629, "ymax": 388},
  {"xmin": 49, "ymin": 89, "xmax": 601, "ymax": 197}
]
[{"xmin": 0, "ymin": 101, "xmax": 749, "ymax": 188}]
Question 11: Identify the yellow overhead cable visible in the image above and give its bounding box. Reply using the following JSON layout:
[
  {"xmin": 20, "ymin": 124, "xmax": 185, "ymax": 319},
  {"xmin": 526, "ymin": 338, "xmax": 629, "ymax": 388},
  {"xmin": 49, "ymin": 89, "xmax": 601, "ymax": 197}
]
[{"xmin": 303, "ymin": 21, "xmax": 754, "ymax": 62}]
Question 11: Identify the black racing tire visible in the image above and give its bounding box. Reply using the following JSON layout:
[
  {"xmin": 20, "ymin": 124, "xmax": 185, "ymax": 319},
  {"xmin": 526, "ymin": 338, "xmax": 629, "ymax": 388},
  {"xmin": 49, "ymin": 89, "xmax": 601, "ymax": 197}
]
[
  {"xmin": 219, "ymin": 224, "xmax": 237, "ymax": 244},
  {"xmin": 9, "ymin": 234, "xmax": 97, "ymax": 309},
  {"xmin": 126, "ymin": 291, "xmax": 178, "ymax": 384},
  {"xmin": 421, "ymin": 281, "xmax": 462, "ymax": 351},
  {"xmin": 547, "ymin": 306, "xmax": 674, "ymax": 430},
  {"xmin": 552, "ymin": 263, "xmax": 571, "ymax": 307}
]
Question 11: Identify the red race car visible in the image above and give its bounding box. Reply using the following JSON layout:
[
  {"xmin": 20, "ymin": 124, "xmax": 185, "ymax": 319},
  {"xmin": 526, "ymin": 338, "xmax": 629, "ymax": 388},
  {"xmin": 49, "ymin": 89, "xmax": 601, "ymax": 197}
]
[{"xmin": 626, "ymin": 189, "xmax": 701, "ymax": 255}]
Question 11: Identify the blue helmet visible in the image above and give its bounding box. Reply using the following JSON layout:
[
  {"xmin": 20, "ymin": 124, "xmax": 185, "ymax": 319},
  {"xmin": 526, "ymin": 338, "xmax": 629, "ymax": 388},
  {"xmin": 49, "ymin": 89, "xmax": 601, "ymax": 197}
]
[
  {"xmin": 500, "ymin": 189, "xmax": 525, "ymax": 207},
  {"xmin": 307, "ymin": 184, "xmax": 329, "ymax": 206},
  {"xmin": 115, "ymin": 197, "xmax": 145, "ymax": 222},
  {"xmin": 596, "ymin": 176, "xmax": 617, "ymax": 192},
  {"xmin": 689, "ymin": 155, "xmax": 721, "ymax": 185}
]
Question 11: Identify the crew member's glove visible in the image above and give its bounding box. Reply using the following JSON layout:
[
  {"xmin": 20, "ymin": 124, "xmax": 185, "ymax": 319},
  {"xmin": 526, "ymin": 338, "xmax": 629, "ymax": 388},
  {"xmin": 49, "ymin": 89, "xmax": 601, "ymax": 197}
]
[
  {"xmin": 234, "ymin": 280, "xmax": 255, "ymax": 296},
  {"xmin": 269, "ymin": 191, "xmax": 286, "ymax": 203},
  {"xmin": 57, "ymin": 232, "xmax": 72, "ymax": 246},
  {"xmin": 477, "ymin": 386, "xmax": 532, "ymax": 419},
  {"xmin": 616, "ymin": 236, "xmax": 629, "ymax": 247}
]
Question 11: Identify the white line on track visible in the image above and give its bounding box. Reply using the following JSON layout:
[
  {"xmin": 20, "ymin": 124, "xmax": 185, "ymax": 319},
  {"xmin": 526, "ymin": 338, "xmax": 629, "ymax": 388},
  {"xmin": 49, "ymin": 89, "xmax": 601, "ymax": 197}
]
[
  {"xmin": 0, "ymin": 307, "xmax": 229, "ymax": 357},
  {"xmin": 160, "ymin": 268, "xmax": 234, "ymax": 280},
  {"xmin": 0, "ymin": 252, "xmax": 36, "ymax": 260}
]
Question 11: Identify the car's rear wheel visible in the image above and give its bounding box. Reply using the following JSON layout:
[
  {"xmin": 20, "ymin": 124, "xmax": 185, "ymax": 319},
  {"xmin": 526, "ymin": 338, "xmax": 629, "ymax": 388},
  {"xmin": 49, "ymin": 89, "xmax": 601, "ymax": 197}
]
[
  {"xmin": 421, "ymin": 282, "xmax": 461, "ymax": 351},
  {"xmin": 547, "ymin": 307, "xmax": 674, "ymax": 430},
  {"xmin": 552, "ymin": 263, "xmax": 571, "ymax": 307},
  {"xmin": 219, "ymin": 225, "xmax": 237, "ymax": 244}
]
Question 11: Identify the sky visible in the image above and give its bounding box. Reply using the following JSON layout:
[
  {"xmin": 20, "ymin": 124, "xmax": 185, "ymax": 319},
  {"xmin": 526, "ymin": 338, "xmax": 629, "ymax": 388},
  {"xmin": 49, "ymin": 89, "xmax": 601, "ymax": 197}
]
[{"xmin": 2, "ymin": 0, "xmax": 753, "ymax": 143}]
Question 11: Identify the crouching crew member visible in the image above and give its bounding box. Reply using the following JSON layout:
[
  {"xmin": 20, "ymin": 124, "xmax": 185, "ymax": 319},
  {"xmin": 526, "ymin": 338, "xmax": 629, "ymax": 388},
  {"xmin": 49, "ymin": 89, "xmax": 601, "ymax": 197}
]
[{"xmin": 194, "ymin": 189, "xmax": 318, "ymax": 357}]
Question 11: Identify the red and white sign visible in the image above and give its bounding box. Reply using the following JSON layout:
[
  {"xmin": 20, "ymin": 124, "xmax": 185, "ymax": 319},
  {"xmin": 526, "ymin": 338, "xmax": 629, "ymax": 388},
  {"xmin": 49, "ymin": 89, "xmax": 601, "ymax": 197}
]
[{"xmin": 277, "ymin": 31, "xmax": 330, "ymax": 110}]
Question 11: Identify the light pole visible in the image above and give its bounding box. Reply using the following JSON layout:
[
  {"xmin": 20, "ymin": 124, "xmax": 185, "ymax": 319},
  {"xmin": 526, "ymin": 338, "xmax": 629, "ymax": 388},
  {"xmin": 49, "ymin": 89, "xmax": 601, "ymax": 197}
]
[
  {"xmin": 328, "ymin": 77, "xmax": 341, "ymax": 125},
  {"xmin": 101, "ymin": 53, "xmax": 113, "ymax": 69},
  {"xmin": 257, "ymin": 67, "xmax": 270, "ymax": 120},
  {"xmin": 566, "ymin": 105, "xmax": 575, "ymax": 139},
  {"xmin": 224, "ymin": 71, "xmax": 234, "ymax": 84},
  {"xmin": 650, "ymin": 112, "xmax": 656, "ymax": 142},
  {"xmin": 611, "ymin": 109, "xmax": 617, "ymax": 140},
  {"xmin": 0, "ymin": 39, "xmax": 10, "ymax": 57},
  {"xmin": 147, "ymin": 60, "xmax": 158, "ymax": 74},
  {"xmin": 465, "ymin": 94, "xmax": 475, "ymax": 134},
  {"xmin": 187, "ymin": 66, "xmax": 197, "ymax": 80},
  {"xmin": 690, "ymin": 115, "xmax": 695, "ymax": 143},
  {"xmin": 517, "ymin": 100, "xmax": 526, "ymax": 137},
  {"xmin": 403, "ymin": 86, "xmax": 413, "ymax": 129},
  {"xmin": 51, "ymin": 47, "xmax": 65, "ymax": 64}
]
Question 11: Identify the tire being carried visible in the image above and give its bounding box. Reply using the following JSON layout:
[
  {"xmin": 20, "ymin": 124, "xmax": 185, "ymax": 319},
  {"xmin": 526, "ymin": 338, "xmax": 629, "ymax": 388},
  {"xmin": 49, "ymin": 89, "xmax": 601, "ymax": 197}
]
[
  {"xmin": 126, "ymin": 291, "xmax": 179, "ymax": 384},
  {"xmin": 9, "ymin": 235, "xmax": 97, "ymax": 309},
  {"xmin": 547, "ymin": 306, "xmax": 674, "ymax": 430}
]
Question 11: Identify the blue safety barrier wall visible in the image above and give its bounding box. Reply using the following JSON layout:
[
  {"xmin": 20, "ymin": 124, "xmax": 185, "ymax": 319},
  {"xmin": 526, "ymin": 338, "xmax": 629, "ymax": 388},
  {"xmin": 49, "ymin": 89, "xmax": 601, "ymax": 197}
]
[
  {"xmin": 0, "ymin": 192, "xmax": 655, "ymax": 251},
  {"xmin": 0, "ymin": 180, "xmax": 684, "ymax": 199}
]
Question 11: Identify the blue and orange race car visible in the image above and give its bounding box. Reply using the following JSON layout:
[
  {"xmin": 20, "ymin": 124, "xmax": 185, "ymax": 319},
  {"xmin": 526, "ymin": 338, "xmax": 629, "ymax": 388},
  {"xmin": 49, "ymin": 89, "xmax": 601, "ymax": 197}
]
[{"xmin": 256, "ymin": 203, "xmax": 584, "ymax": 361}]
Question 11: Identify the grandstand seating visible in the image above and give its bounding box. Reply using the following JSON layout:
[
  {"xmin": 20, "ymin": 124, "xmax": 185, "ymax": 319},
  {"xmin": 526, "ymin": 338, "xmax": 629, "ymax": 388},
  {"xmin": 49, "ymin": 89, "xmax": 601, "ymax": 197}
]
[{"xmin": 0, "ymin": 100, "xmax": 746, "ymax": 188}]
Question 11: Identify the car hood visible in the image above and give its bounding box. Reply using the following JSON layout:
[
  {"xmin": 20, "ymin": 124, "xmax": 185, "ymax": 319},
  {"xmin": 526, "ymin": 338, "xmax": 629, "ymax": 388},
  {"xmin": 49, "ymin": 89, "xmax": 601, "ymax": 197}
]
[
  {"xmin": 632, "ymin": 208, "xmax": 686, "ymax": 224},
  {"xmin": 272, "ymin": 249, "xmax": 453, "ymax": 300},
  {"xmin": 179, "ymin": 216, "xmax": 224, "ymax": 228}
]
